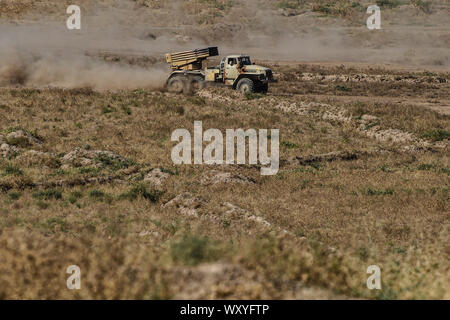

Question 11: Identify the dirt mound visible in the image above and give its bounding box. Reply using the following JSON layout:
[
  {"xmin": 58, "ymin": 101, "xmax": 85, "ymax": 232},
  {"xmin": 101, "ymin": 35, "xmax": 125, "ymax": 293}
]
[
  {"xmin": 0, "ymin": 142, "xmax": 18, "ymax": 158},
  {"xmin": 6, "ymin": 129, "xmax": 42, "ymax": 146},
  {"xmin": 61, "ymin": 147, "xmax": 128, "ymax": 168},
  {"xmin": 162, "ymin": 192, "xmax": 206, "ymax": 217},
  {"xmin": 144, "ymin": 168, "xmax": 170, "ymax": 187}
]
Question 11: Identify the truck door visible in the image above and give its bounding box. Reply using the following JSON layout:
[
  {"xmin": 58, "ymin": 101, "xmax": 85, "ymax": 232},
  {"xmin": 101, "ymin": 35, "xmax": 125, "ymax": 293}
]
[
  {"xmin": 219, "ymin": 57, "xmax": 226, "ymax": 81},
  {"xmin": 225, "ymin": 57, "xmax": 238, "ymax": 85}
]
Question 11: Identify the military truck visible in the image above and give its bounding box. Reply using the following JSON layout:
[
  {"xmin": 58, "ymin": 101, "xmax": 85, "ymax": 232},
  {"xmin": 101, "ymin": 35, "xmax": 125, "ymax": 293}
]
[{"xmin": 165, "ymin": 47, "xmax": 276, "ymax": 94}]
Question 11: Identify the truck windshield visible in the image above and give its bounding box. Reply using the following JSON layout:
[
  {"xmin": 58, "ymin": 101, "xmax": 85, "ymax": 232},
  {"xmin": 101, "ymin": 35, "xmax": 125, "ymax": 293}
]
[{"xmin": 238, "ymin": 57, "xmax": 251, "ymax": 65}]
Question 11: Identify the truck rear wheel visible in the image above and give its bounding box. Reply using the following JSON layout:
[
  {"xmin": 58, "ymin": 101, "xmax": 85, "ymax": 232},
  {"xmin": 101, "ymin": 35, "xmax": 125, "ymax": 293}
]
[
  {"xmin": 237, "ymin": 78, "xmax": 255, "ymax": 94},
  {"xmin": 189, "ymin": 76, "xmax": 205, "ymax": 92},
  {"xmin": 167, "ymin": 76, "xmax": 185, "ymax": 93}
]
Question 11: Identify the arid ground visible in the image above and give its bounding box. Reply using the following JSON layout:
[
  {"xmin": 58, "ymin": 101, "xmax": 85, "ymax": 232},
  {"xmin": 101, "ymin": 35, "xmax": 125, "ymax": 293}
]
[{"xmin": 0, "ymin": 0, "xmax": 448, "ymax": 299}]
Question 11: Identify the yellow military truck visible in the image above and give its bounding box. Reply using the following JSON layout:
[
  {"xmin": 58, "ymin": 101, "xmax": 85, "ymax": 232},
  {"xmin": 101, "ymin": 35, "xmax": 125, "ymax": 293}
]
[{"xmin": 165, "ymin": 47, "xmax": 276, "ymax": 94}]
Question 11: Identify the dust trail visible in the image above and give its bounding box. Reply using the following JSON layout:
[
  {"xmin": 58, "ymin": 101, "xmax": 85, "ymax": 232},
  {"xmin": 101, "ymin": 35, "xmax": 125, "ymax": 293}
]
[
  {"xmin": 0, "ymin": 49, "xmax": 168, "ymax": 90},
  {"xmin": 0, "ymin": 23, "xmax": 175, "ymax": 89}
]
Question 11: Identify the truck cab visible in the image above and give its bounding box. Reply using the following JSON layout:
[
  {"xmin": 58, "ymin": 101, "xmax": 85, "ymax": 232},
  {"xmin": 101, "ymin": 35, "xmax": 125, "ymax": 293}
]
[{"xmin": 219, "ymin": 55, "xmax": 275, "ymax": 93}]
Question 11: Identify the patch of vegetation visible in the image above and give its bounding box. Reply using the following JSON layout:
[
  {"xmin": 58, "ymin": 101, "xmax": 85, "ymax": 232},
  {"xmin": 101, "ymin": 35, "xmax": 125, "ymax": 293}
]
[
  {"xmin": 159, "ymin": 168, "xmax": 177, "ymax": 176},
  {"xmin": 35, "ymin": 200, "xmax": 49, "ymax": 209},
  {"xmin": 276, "ymin": 0, "xmax": 302, "ymax": 10},
  {"xmin": 187, "ymin": 96, "xmax": 206, "ymax": 106},
  {"xmin": 309, "ymin": 161, "xmax": 323, "ymax": 171},
  {"xmin": 281, "ymin": 140, "xmax": 299, "ymax": 149},
  {"xmin": 244, "ymin": 92, "xmax": 264, "ymax": 100},
  {"xmin": 6, "ymin": 136, "xmax": 31, "ymax": 148},
  {"xmin": 357, "ymin": 247, "xmax": 369, "ymax": 262},
  {"xmin": 68, "ymin": 191, "xmax": 83, "ymax": 204},
  {"xmin": 8, "ymin": 191, "xmax": 22, "ymax": 201},
  {"xmin": 77, "ymin": 166, "xmax": 102, "ymax": 175},
  {"xmin": 336, "ymin": 84, "xmax": 351, "ymax": 92},
  {"xmin": 120, "ymin": 183, "xmax": 163, "ymax": 203},
  {"xmin": 120, "ymin": 104, "xmax": 132, "ymax": 115},
  {"xmin": 96, "ymin": 154, "xmax": 134, "ymax": 170},
  {"xmin": 417, "ymin": 163, "xmax": 435, "ymax": 171},
  {"xmin": 312, "ymin": 1, "xmax": 363, "ymax": 16},
  {"xmin": 376, "ymin": 0, "xmax": 402, "ymax": 8},
  {"xmin": 196, "ymin": 0, "xmax": 235, "ymax": 24},
  {"xmin": 379, "ymin": 164, "xmax": 394, "ymax": 173},
  {"xmin": 101, "ymin": 104, "xmax": 117, "ymax": 114},
  {"xmin": 364, "ymin": 121, "xmax": 380, "ymax": 131},
  {"xmin": 45, "ymin": 217, "xmax": 69, "ymax": 233},
  {"xmin": 89, "ymin": 189, "xmax": 107, "ymax": 201},
  {"xmin": 170, "ymin": 234, "xmax": 222, "ymax": 266},
  {"xmin": 420, "ymin": 129, "xmax": 449, "ymax": 142},
  {"xmin": 2, "ymin": 164, "xmax": 23, "ymax": 176},
  {"xmin": 199, "ymin": 0, "xmax": 234, "ymax": 11},
  {"xmin": 411, "ymin": 0, "xmax": 432, "ymax": 13},
  {"xmin": 32, "ymin": 189, "xmax": 63, "ymax": 200},
  {"xmin": 366, "ymin": 187, "xmax": 395, "ymax": 196}
]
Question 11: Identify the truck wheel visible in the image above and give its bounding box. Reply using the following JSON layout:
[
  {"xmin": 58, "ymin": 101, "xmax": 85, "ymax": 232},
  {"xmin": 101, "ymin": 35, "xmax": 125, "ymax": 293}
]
[
  {"xmin": 167, "ymin": 76, "xmax": 184, "ymax": 93},
  {"xmin": 189, "ymin": 76, "xmax": 205, "ymax": 92},
  {"xmin": 237, "ymin": 78, "xmax": 255, "ymax": 94}
]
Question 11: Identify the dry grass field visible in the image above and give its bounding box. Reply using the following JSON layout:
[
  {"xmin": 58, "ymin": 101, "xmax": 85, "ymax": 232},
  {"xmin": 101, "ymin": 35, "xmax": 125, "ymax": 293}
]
[{"xmin": 0, "ymin": 0, "xmax": 449, "ymax": 300}]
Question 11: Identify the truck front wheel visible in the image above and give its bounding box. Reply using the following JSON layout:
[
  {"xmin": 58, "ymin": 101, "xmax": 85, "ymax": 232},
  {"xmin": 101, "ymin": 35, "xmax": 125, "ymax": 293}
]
[{"xmin": 237, "ymin": 78, "xmax": 255, "ymax": 94}]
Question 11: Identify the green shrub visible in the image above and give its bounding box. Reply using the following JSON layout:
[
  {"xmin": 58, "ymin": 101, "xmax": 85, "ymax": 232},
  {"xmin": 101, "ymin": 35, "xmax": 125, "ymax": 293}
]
[
  {"xmin": 376, "ymin": 0, "xmax": 401, "ymax": 8},
  {"xmin": 276, "ymin": 0, "xmax": 302, "ymax": 10},
  {"xmin": 8, "ymin": 191, "xmax": 22, "ymax": 200},
  {"xmin": 336, "ymin": 85, "xmax": 351, "ymax": 92},
  {"xmin": 68, "ymin": 191, "xmax": 83, "ymax": 204},
  {"xmin": 89, "ymin": 189, "xmax": 106, "ymax": 200},
  {"xmin": 420, "ymin": 129, "xmax": 449, "ymax": 142},
  {"xmin": 3, "ymin": 164, "xmax": 23, "ymax": 176},
  {"xmin": 96, "ymin": 154, "xmax": 134, "ymax": 170},
  {"xmin": 281, "ymin": 140, "xmax": 299, "ymax": 149},
  {"xmin": 245, "ymin": 91, "xmax": 264, "ymax": 100},
  {"xmin": 101, "ymin": 104, "xmax": 117, "ymax": 114},
  {"xmin": 417, "ymin": 164, "xmax": 435, "ymax": 171},
  {"xmin": 33, "ymin": 189, "xmax": 62, "ymax": 200},
  {"xmin": 366, "ymin": 187, "xmax": 394, "ymax": 196},
  {"xmin": 7, "ymin": 136, "xmax": 31, "ymax": 147},
  {"xmin": 170, "ymin": 235, "xmax": 222, "ymax": 266},
  {"xmin": 120, "ymin": 183, "xmax": 162, "ymax": 203}
]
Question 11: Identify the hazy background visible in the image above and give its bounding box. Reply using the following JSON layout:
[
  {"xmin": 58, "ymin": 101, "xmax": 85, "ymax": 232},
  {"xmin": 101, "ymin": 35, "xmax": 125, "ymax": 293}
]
[{"xmin": 0, "ymin": 0, "xmax": 449, "ymax": 89}]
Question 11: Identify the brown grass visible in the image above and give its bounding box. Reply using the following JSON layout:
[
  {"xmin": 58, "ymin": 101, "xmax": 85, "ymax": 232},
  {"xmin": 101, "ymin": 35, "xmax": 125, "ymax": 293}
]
[{"xmin": 0, "ymin": 62, "xmax": 448, "ymax": 299}]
